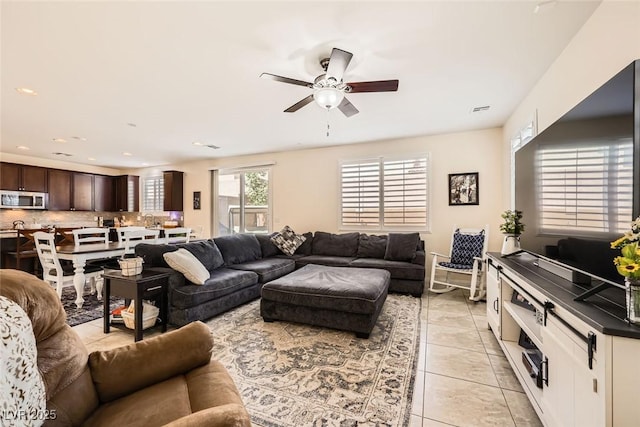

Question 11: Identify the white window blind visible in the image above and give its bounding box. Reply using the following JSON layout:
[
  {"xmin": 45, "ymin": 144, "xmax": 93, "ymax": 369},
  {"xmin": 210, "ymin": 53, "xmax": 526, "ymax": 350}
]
[
  {"xmin": 142, "ymin": 176, "xmax": 164, "ymax": 212},
  {"xmin": 341, "ymin": 156, "xmax": 428, "ymax": 229},
  {"xmin": 537, "ymin": 139, "xmax": 633, "ymax": 234}
]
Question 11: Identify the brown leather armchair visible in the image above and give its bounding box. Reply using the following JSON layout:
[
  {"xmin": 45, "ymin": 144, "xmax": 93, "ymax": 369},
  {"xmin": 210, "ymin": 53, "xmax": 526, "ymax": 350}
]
[{"xmin": 0, "ymin": 269, "xmax": 251, "ymax": 427}]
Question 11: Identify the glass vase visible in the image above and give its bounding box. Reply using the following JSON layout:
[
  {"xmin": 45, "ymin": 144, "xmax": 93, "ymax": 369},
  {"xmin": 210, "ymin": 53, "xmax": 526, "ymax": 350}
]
[{"xmin": 625, "ymin": 278, "xmax": 640, "ymax": 325}]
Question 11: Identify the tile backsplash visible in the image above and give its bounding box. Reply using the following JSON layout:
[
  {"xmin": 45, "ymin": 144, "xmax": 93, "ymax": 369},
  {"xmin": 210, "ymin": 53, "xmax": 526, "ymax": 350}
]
[{"xmin": 0, "ymin": 210, "xmax": 179, "ymax": 230}]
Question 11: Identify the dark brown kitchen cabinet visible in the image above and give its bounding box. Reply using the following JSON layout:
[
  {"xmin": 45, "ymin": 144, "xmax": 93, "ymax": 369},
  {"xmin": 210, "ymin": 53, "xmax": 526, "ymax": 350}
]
[
  {"xmin": 94, "ymin": 175, "xmax": 116, "ymax": 212},
  {"xmin": 0, "ymin": 162, "xmax": 48, "ymax": 192},
  {"xmin": 72, "ymin": 172, "xmax": 94, "ymax": 211},
  {"xmin": 163, "ymin": 170, "xmax": 183, "ymax": 211},
  {"xmin": 115, "ymin": 175, "xmax": 139, "ymax": 212},
  {"xmin": 47, "ymin": 169, "xmax": 72, "ymax": 210}
]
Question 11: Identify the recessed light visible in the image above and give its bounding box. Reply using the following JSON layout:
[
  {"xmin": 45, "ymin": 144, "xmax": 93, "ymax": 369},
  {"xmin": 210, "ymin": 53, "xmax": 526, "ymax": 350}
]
[
  {"xmin": 192, "ymin": 141, "xmax": 204, "ymax": 146},
  {"xmin": 16, "ymin": 145, "xmax": 30, "ymax": 150},
  {"xmin": 141, "ymin": 162, "xmax": 149, "ymax": 166},
  {"xmin": 15, "ymin": 87, "xmax": 38, "ymax": 96},
  {"xmin": 72, "ymin": 136, "xmax": 87, "ymax": 141},
  {"xmin": 52, "ymin": 138, "xmax": 67, "ymax": 143},
  {"xmin": 122, "ymin": 152, "xmax": 133, "ymax": 156},
  {"xmin": 88, "ymin": 157, "xmax": 96, "ymax": 161}
]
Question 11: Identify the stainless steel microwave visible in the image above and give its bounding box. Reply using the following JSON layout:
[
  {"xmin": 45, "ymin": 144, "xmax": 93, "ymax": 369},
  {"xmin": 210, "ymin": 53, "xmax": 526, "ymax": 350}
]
[{"xmin": 0, "ymin": 191, "xmax": 47, "ymax": 209}]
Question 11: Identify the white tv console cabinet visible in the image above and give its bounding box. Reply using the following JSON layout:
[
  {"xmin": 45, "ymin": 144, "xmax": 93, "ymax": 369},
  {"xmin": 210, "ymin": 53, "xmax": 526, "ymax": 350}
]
[{"xmin": 486, "ymin": 252, "xmax": 640, "ymax": 427}]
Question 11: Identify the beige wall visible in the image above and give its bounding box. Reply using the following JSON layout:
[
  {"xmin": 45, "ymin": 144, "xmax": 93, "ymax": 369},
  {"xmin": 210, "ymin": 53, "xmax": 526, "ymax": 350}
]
[
  {"xmin": 503, "ymin": 0, "xmax": 640, "ymax": 207},
  {"xmin": 137, "ymin": 128, "xmax": 504, "ymax": 257}
]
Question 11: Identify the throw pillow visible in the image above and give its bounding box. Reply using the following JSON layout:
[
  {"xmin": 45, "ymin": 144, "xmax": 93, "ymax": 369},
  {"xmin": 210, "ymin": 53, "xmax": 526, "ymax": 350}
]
[
  {"xmin": 295, "ymin": 232, "xmax": 314, "ymax": 255},
  {"xmin": 384, "ymin": 232, "xmax": 420, "ymax": 261},
  {"xmin": 178, "ymin": 239, "xmax": 224, "ymax": 270},
  {"xmin": 213, "ymin": 234, "xmax": 262, "ymax": 265},
  {"xmin": 163, "ymin": 249, "xmax": 210, "ymax": 285},
  {"xmin": 357, "ymin": 234, "xmax": 388, "ymax": 258},
  {"xmin": 0, "ymin": 296, "xmax": 47, "ymax": 422},
  {"xmin": 312, "ymin": 231, "xmax": 360, "ymax": 257},
  {"xmin": 449, "ymin": 230, "xmax": 485, "ymax": 266},
  {"xmin": 271, "ymin": 225, "xmax": 306, "ymax": 256}
]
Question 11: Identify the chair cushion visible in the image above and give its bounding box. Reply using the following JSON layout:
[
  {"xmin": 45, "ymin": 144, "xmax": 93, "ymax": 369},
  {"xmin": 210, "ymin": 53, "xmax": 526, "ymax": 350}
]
[
  {"xmin": 450, "ymin": 230, "xmax": 485, "ymax": 266},
  {"xmin": 178, "ymin": 239, "xmax": 224, "ymax": 271},
  {"xmin": 163, "ymin": 249, "xmax": 210, "ymax": 285},
  {"xmin": 384, "ymin": 233, "xmax": 419, "ymax": 261},
  {"xmin": 312, "ymin": 232, "xmax": 359, "ymax": 257},
  {"xmin": 271, "ymin": 225, "xmax": 306, "ymax": 256},
  {"xmin": 214, "ymin": 234, "xmax": 262, "ymax": 266}
]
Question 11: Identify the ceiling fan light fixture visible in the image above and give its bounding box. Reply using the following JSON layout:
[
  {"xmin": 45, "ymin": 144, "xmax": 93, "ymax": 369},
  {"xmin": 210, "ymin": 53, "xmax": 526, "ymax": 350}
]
[{"xmin": 313, "ymin": 87, "xmax": 344, "ymax": 110}]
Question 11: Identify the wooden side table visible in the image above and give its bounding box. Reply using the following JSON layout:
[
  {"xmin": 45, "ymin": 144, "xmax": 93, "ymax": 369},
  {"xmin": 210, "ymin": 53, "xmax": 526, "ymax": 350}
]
[{"xmin": 103, "ymin": 269, "xmax": 171, "ymax": 341}]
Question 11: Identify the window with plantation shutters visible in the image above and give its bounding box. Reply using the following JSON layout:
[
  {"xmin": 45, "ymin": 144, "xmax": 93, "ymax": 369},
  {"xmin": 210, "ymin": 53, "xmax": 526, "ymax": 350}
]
[
  {"xmin": 340, "ymin": 156, "xmax": 428, "ymax": 230},
  {"xmin": 537, "ymin": 139, "xmax": 633, "ymax": 234},
  {"xmin": 142, "ymin": 175, "xmax": 164, "ymax": 212}
]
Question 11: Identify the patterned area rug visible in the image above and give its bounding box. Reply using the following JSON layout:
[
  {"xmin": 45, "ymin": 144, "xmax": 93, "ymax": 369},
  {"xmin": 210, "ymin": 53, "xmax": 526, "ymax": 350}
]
[
  {"xmin": 207, "ymin": 294, "xmax": 421, "ymax": 427},
  {"xmin": 61, "ymin": 286, "xmax": 123, "ymax": 327}
]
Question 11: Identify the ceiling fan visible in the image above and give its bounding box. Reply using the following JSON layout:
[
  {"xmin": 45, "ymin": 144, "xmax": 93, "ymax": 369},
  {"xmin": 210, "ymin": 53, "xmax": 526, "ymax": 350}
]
[{"xmin": 260, "ymin": 48, "xmax": 399, "ymax": 117}]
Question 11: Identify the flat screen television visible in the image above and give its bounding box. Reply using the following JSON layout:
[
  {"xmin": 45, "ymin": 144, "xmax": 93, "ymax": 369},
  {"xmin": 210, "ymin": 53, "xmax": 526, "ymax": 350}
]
[{"xmin": 514, "ymin": 59, "xmax": 639, "ymax": 286}]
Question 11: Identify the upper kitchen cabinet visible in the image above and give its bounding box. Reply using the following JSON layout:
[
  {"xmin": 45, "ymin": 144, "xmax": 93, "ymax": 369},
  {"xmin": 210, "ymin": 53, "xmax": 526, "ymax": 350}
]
[
  {"xmin": 115, "ymin": 175, "xmax": 139, "ymax": 212},
  {"xmin": 48, "ymin": 169, "xmax": 94, "ymax": 211},
  {"xmin": 163, "ymin": 170, "xmax": 183, "ymax": 211},
  {"xmin": 0, "ymin": 162, "xmax": 48, "ymax": 192},
  {"xmin": 94, "ymin": 175, "xmax": 116, "ymax": 212}
]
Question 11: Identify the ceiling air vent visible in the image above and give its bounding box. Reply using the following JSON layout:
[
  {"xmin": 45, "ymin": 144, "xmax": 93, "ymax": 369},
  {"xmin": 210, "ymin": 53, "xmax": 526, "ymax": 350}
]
[
  {"xmin": 472, "ymin": 105, "xmax": 491, "ymax": 113},
  {"xmin": 205, "ymin": 144, "xmax": 220, "ymax": 150},
  {"xmin": 52, "ymin": 152, "xmax": 72, "ymax": 157}
]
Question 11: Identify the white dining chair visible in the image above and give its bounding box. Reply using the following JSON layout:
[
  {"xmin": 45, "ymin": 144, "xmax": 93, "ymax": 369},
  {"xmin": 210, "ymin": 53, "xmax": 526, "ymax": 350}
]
[
  {"xmin": 164, "ymin": 227, "xmax": 192, "ymax": 244},
  {"xmin": 122, "ymin": 228, "xmax": 160, "ymax": 255},
  {"xmin": 73, "ymin": 227, "xmax": 110, "ymax": 245},
  {"xmin": 116, "ymin": 226, "xmax": 147, "ymax": 243},
  {"xmin": 34, "ymin": 231, "xmax": 103, "ymax": 299}
]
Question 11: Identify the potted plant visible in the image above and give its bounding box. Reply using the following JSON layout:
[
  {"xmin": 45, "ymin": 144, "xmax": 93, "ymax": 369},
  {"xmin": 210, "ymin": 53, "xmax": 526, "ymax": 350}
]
[
  {"xmin": 500, "ymin": 210, "xmax": 525, "ymax": 255},
  {"xmin": 611, "ymin": 217, "xmax": 640, "ymax": 324}
]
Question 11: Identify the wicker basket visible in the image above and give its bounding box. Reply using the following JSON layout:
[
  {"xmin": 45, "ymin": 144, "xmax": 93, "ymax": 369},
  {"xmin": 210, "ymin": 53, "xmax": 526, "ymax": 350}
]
[
  {"xmin": 118, "ymin": 257, "xmax": 143, "ymax": 276},
  {"xmin": 121, "ymin": 302, "xmax": 159, "ymax": 330}
]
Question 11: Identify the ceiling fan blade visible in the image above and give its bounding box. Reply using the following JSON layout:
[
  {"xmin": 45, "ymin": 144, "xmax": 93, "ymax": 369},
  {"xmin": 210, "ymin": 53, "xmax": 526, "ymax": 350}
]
[
  {"xmin": 338, "ymin": 97, "xmax": 359, "ymax": 118},
  {"xmin": 347, "ymin": 80, "xmax": 399, "ymax": 93},
  {"xmin": 284, "ymin": 95, "xmax": 314, "ymax": 113},
  {"xmin": 260, "ymin": 73, "xmax": 313, "ymax": 88},
  {"xmin": 326, "ymin": 48, "xmax": 353, "ymax": 82}
]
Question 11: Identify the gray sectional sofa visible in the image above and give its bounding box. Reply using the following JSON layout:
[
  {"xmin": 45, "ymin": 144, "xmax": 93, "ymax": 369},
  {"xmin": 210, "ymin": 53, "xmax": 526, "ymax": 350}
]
[{"xmin": 135, "ymin": 231, "xmax": 425, "ymax": 326}]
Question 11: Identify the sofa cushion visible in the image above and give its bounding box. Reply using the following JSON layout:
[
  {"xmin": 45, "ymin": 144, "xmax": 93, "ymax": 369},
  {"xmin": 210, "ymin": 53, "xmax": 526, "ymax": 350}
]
[
  {"xmin": 255, "ymin": 233, "xmax": 280, "ymax": 258},
  {"xmin": 214, "ymin": 234, "xmax": 262, "ymax": 266},
  {"xmin": 384, "ymin": 233, "xmax": 419, "ymax": 261},
  {"xmin": 170, "ymin": 268, "xmax": 258, "ymax": 309},
  {"xmin": 295, "ymin": 255, "xmax": 356, "ymax": 268},
  {"xmin": 178, "ymin": 239, "xmax": 224, "ymax": 271},
  {"xmin": 350, "ymin": 258, "xmax": 426, "ymax": 281},
  {"xmin": 163, "ymin": 249, "xmax": 210, "ymax": 285},
  {"xmin": 271, "ymin": 225, "xmax": 306, "ymax": 256},
  {"xmin": 357, "ymin": 234, "xmax": 387, "ymax": 258},
  {"xmin": 312, "ymin": 232, "xmax": 359, "ymax": 257},
  {"xmin": 295, "ymin": 232, "xmax": 313, "ymax": 255},
  {"xmin": 229, "ymin": 258, "xmax": 295, "ymax": 283},
  {"xmin": 135, "ymin": 243, "xmax": 179, "ymax": 268}
]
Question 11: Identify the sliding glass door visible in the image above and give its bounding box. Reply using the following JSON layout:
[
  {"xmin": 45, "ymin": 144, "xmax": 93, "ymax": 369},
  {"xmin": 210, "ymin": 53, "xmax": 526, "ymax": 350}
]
[{"xmin": 217, "ymin": 169, "xmax": 270, "ymax": 235}]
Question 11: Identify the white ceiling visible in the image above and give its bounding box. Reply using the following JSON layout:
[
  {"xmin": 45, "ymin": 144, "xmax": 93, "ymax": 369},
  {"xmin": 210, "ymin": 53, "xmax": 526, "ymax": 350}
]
[{"xmin": 1, "ymin": 0, "xmax": 601, "ymax": 169}]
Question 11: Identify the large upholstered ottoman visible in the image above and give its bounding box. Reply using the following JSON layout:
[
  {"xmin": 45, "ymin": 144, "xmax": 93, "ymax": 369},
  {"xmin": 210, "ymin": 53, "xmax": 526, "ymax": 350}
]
[{"xmin": 260, "ymin": 264, "xmax": 390, "ymax": 338}]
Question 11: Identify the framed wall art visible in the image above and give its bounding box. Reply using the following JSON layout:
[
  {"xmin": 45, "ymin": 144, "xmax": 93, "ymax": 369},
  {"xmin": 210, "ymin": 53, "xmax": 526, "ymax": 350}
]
[{"xmin": 448, "ymin": 172, "xmax": 479, "ymax": 206}]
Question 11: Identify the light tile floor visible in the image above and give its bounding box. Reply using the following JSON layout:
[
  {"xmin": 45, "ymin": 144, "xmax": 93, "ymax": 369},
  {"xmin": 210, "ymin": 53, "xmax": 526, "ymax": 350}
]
[{"xmin": 72, "ymin": 288, "xmax": 542, "ymax": 427}]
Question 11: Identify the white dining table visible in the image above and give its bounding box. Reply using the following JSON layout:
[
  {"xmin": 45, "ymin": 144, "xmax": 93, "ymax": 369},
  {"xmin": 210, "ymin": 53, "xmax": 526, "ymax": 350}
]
[{"xmin": 56, "ymin": 242, "xmax": 127, "ymax": 307}]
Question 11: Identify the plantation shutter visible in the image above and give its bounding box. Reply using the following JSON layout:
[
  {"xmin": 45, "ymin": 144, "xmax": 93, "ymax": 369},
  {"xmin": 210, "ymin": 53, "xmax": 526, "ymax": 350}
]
[
  {"xmin": 341, "ymin": 160, "xmax": 381, "ymax": 227},
  {"xmin": 537, "ymin": 140, "xmax": 633, "ymax": 234},
  {"xmin": 340, "ymin": 156, "xmax": 428, "ymax": 229},
  {"xmin": 383, "ymin": 158, "xmax": 428, "ymax": 227},
  {"xmin": 142, "ymin": 176, "xmax": 164, "ymax": 211}
]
